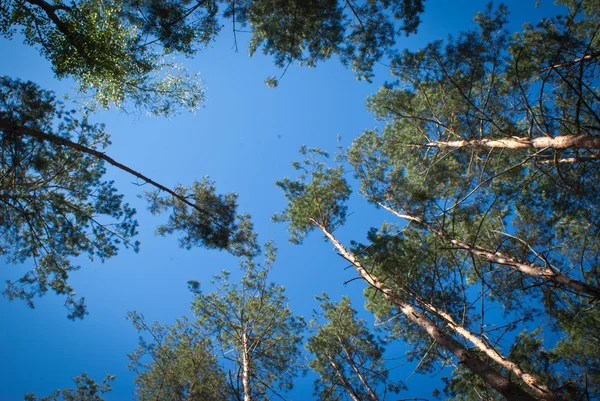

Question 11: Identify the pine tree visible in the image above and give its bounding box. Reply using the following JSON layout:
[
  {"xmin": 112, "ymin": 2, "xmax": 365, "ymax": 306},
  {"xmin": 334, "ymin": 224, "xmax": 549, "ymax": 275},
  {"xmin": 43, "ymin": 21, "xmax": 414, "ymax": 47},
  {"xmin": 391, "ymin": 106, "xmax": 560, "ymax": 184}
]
[
  {"xmin": 188, "ymin": 243, "xmax": 305, "ymax": 401},
  {"xmin": 274, "ymin": 148, "xmax": 545, "ymax": 400},
  {"xmin": 24, "ymin": 372, "xmax": 114, "ymax": 401},
  {"xmin": 307, "ymin": 294, "xmax": 403, "ymax": 401},
  {"xmin": 127, "ymin": 313, "xmax": 233, "ymax": 401},
  {"xmin": 0, "ymin": 76, "xmax": 257, "ymax": 318},
  {"xmin": 345, "ymin": 2, "xmax": 599, "ymax": 397}
]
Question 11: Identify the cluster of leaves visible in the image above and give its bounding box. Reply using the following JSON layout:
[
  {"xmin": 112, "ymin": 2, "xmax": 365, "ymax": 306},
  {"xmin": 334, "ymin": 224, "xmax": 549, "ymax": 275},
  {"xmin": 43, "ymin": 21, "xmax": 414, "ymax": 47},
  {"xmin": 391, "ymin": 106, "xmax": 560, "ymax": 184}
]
[
  {"xmin": 127, "ymin": 313, "xmax": 232, "ymax": 401},
  {"xmin": 145, "ymin": 178, "xmax": 260, "ymax": 257},
  {"xmin": 307, "ymin": 294, "xmax": 404, "ymax": 401},
  {"xmin": 2, "ymin": 0, "xmax": 206, "ymax": 116}
]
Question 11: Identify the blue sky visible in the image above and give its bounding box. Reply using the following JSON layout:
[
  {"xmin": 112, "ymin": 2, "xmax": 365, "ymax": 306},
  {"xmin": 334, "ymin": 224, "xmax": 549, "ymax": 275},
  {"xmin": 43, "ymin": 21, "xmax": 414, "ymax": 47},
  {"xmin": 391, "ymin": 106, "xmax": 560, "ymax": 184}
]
[{"xmin": 0, "ymin": 1, "xmax": 566, "ymax": 399}]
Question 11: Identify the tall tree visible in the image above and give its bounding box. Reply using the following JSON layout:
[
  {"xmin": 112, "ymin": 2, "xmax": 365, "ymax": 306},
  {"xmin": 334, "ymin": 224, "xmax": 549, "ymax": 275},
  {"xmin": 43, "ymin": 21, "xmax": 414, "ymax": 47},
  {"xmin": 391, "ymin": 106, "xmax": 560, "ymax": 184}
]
[
  {"xmin": 274, "ymin": 148, "xmax": 551, "ymax": 400},
  {"xmin": 307, "ymin": 294, "xmax": 403, "ymax": 401},
  {"xmin": 352, "ymin": 0, "xmax": 600, "ymax": 301},
  {"xmin": 188, "ymin": 243, "xmax": 306, "ymax": 401},
  {"xmin": 0, "ymin": 76, "xmax": 137, "ymax": 319},
  {"xmin": 343, "ymin": 1, "xmax": 600, "ymax": 398},
  {"xmin": 0, "ymin": 76, "xmax": 257, "ymax": 318},
  {"xmin": 127, "ymin": 313, "xmax": 233, "ymax": 401}
]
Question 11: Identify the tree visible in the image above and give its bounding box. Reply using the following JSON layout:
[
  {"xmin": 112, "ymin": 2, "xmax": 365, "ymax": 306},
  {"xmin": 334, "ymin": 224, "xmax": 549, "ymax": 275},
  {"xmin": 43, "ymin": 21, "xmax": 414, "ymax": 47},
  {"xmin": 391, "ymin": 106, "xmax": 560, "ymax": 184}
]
[
  {"xmin": 0, "ymin": 76, "xmax": 258, "ymax": 318},
  {"xmin": 345, "ymin": 2, "xmax": 599, "ymax": 397},
  {"xmin": 353, "ymin": 0, "xmax": 600, "ymax": 299},
  {"xmin": 0, "ymin": 76, "xmax": 138, "ymax": 319},
  {"xmin": 274, "ymin": 148, "xmax": 550, "ymax": 400},
  {"xmin": 1, "ymin": 0, "xmax": 206, "ymax": 116},
  {"xmin": 127, "ymin": 313, "xmax": 233, "ymax": 401},
  {"xmin": 306, "ymin": 294, "xmax": 404, "ymax": 401},
  {"xmin": 188, "ymin": 243, "xmax": 306, "ymax": 401},
  {"xmin": 24, "ymin": 372, "xmax": 114, "ymax": 401},
  {"xmin": 0, "ymin": 0, "xmax": 427, "ymax": 318},
  {"xmin": 308, "ymin": 2, "xmax": 600, "ymax": 398},
  {"xmin": 0, "ymin": 0, "xmax": 427, "ymax": 317},
  {"xmin": 2, "ymin": 0, "xmax": 426, "ymax": 113}
]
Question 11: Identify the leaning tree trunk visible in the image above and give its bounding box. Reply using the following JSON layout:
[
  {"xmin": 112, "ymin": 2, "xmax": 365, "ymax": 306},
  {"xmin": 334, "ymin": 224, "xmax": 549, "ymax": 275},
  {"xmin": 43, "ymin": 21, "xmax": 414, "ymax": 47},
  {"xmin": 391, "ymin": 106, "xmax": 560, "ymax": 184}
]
[
  {"xmin": 337, "ymin": 338, "xmax": 380, "ymax": 401},
  {"xmin": 424, "ymin": 134, "xmax": 600, "ymax": 150},
  {"xmin": 378, "ymin": 203, "xmax": 600, "ymax": 301},
  {"xmin": 0, "ymin": 118, "xmax": 224, "ymax": 229},
  {"xmin": 311, "ymin": 219, "xmax": 558, "ymax": 401},
  {"xmin": 326, "ymin": 353, "xmax": 362, "ymax": 401}
]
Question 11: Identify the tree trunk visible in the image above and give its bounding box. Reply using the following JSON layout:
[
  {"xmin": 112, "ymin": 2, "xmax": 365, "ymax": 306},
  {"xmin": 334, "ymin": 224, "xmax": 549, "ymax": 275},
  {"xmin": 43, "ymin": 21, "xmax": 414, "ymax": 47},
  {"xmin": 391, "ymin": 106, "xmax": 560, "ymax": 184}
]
[
  {"xmin": 326, "ymin": 354, "xmax": 362, "ymax": 401},
  {"xmin": 425, "ymin": 134, "xmax": 600, "ymax": 150},
  {"xmin": 242, "ymin": 330, "xmax": 252, "ymax": 401},
  {"xmin": 311, "ymin": 219, "xmax": 541, "ymax": 401},
  {"xmin": 337, "ymin": 338, "xmax": 380, "ymax": 401},
  {"xmin": 378, "ymin": 203, "xmax": 600, "ymax": 301}
]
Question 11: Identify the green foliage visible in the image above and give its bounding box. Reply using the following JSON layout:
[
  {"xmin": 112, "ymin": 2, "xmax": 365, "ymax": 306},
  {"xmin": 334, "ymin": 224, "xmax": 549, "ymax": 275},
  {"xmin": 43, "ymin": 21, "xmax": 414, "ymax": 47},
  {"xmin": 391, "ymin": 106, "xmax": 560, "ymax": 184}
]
[
  {"xmin": 24, "ymin": 372, "xmax": 114, "ymax": 401},
  {"xmin": 2, "ymin": 0, "xmax": 425, "ymax": 114},
  {"xmin": 352, "ymin": 227, "xmax": 473, "ymax": 375},
  {"xmin": 307, "ymin": 294, "xmax": 404, "ymax": 401},
  {"xmin": 240, "ymin": 0, "xmax": 424, "ymax": 81},
  {"xmin": 127, "ymin": 312, "xmax": 232, "ymax": 401},
  {"xmin": 343, "ymin": 2, "xmax": 600, "ymax": 398},
  {"xmin": 189, "ymin": 243, "xmax": 306, "ymax": 400},
  {"xmin": 3, "ymin": 0, "xmax": 205, "ymax": 116},
  {"xmin": 544, "ymin": 295, "xmax": 600, "ymax": 398},
  {"xmin": 0, "ymin": 76, "xmax": 139, "ymax": 319},
  {"xmin": 273, "ymin": 146, "xmax": 351, "ymax": 244},
  {"xmin": 145, "ymin": 178, "xmax": 260, "ymax": 257},
  {"xmin": 350, "ymin": 0, "xmax": 600, "ymax": 302},
  {"xmin": 128, "ymin": 249, "xmax": 306, "ymax": 401}
]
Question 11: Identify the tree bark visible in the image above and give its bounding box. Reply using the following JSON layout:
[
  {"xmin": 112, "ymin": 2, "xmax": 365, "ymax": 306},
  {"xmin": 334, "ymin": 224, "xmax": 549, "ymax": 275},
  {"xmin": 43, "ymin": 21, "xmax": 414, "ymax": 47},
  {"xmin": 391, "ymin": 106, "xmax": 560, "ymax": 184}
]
[
  {"xmin": 242, "ymin": 330, "xmax": 252, "ymax": 401},
  {"xmin": 326, "ymin": 354, "xmax": 362, "ymax": 401},
  {"xmin": 337, "ymin": 338, "xmax": 379, "ymax": 401},
  {"xmin": 311, "ymin": 219, "xmax": 538, "ymax": 401},
  {"xmin": 378, "ymin": 203, "xmax": 600, "ymax": 301},
  {"xmin": 425, "ymin": 135, "xmax": 600, "ymax": 150}
]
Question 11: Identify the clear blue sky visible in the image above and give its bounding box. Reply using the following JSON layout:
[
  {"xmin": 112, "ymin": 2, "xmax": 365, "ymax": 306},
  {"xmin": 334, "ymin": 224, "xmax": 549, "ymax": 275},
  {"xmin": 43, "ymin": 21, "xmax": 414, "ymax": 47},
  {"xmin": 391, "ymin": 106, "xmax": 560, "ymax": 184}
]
[{"xmin": 0, "ymin": 1, "xmax": 565, "ymax": 399}]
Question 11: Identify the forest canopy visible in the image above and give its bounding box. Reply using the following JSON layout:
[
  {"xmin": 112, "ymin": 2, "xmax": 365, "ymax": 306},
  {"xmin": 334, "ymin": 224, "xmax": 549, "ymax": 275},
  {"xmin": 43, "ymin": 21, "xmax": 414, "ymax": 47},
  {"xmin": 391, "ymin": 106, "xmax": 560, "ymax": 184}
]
[{"xmin": 2, "ymin": 0, "xmax": 599, "ymax": 400}]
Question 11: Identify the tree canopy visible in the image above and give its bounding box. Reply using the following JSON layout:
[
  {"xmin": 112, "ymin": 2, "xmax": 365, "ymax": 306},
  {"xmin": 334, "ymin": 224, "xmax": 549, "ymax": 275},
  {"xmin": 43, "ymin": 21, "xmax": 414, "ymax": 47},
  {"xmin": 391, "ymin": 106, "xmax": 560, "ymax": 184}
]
[
  {"xmin": 2, "ymin": 0, "xmax": 425, "ymax": 114},
  {"xmin": 0, "ymin": 76, "xmax": 257, "ymax": 318},
  {"xmin": 126, "ymin": 245, "xmax": 305, "ymax": 401},
  {"xmin": 189, "ymin": 244, "xmax": 306, "ymax": 401},
  {"xmin": 275, "ymin": 1, "xmax": 600, "ymax": 399},
  {"xmin": 3, "ymin": 0, "xmax": 600, "ymax": 400}
]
